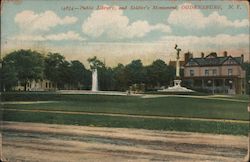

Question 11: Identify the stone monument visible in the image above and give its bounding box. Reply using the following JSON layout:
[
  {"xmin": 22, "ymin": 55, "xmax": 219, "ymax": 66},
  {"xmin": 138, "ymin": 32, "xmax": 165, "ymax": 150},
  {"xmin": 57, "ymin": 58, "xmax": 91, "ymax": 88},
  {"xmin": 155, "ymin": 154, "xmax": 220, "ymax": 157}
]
[
  {"xmin": 158, "ymin": 44, "xmax": 194, "ymax": 92},
  {"xmin": 89, "ymin": 59, "xmax": 99, "ymax": 92},
  {"xmin": 91, "ymin": 68, "xmax": 98, "ymax": 91}
]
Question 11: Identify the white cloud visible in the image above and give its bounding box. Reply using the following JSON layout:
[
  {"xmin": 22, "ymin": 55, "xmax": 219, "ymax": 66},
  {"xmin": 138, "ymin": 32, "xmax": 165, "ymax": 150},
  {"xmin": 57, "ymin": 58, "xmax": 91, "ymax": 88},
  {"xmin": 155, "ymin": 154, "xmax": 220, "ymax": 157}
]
[
  {"xmin": 82, "ymin": 5, "xmax": 171, "ymax": 39},
  {"xmin": 10, "ymin": 31, "xmax": 85, "ymax": 41},
  {"xmin": 40, "ymin": 34, "xmax": 249, "ymax": 66},
  {"xmin": 46, "ymin": 31, "xmax": 85, "ymax": 41},
  {"xmin": 2, "ymin": 36, "xmax": 249, "ymax": 67},
  {"xmin": 168, "ymin": 3, "xmax": 249, "ymax": 29},
  {"xmin": 15, "ymin": 10, "xmax": 78, "ymax": 32},
  {"xmin": 159, "ymin": 34, "xmax": 249, "ymax": 51},
  {"xmin": 207, "ymin": 12, "xmax": 249, "ymax": 28}
]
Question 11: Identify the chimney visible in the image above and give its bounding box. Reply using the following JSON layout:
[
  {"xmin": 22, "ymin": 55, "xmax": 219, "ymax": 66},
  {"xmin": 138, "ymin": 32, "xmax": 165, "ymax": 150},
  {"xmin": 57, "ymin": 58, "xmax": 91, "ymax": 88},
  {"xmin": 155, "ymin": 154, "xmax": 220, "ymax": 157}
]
[
  {"xmin": 201, "ymin": 52, "xmax": 205, "ymax": 58},
  {"xmin": 241, "ymin": 54, "xmax": 244, "ymax": 63},
  {"xmin": 184, "ymin": 52, "xmax": 192, "ymax": 64},
  {"xmin": 223, "ymin": 51, "xmax": 228, "ymax": 57},
  {"xmin": 210, "ymin": 52, "xmax": 217, "ymax": 57}
]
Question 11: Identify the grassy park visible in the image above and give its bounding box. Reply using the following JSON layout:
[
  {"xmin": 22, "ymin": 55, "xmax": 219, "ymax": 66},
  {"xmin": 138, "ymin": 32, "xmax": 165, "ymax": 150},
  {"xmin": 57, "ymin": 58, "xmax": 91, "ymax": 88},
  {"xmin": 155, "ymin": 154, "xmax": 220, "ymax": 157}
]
[{"xmin": 1, "ymin": 92, "xmax": 249, "ymax": 135}]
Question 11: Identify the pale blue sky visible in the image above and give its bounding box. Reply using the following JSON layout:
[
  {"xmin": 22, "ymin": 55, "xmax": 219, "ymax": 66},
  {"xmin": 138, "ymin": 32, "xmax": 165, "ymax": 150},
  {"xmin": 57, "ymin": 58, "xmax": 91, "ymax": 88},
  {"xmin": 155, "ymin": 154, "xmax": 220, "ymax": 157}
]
[{"xmin": 1, "ymin": 0, "xmax": 249, "ymax": 66}]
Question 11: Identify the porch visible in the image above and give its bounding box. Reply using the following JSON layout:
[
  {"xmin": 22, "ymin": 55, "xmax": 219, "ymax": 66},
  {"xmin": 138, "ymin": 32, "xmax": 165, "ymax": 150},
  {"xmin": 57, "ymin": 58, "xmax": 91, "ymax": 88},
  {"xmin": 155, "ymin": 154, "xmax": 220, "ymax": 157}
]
[{"xmin": 183, "ymin": 77, "xmax": 245, "ymax": 94}]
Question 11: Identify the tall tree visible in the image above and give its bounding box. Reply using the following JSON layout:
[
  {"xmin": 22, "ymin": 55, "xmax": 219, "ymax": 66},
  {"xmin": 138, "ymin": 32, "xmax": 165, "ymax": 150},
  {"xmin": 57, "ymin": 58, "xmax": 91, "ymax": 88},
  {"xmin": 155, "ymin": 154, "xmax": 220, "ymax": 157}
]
[
  {"xmin": 146, "ymin": 59, "xmax": 172, "ymax": 87},
  {"xmin": 124, "ymin": 60, "xmax": 147, "ymax": 85},
  {"xmin": 243, "ymin": 62, "xmax": 250, "ymax": 94},
  {"xmin": 87, "ymin": 56, "xmax": 105, "ymax": 69},
  {"xmin": 69, "ymin": 60, "xmax": 90, "ymax": 89},
  {"xmin": 113, "ymin": 63, "xmax": 127, "ymax": 91},
  {"xmin": 3, "ymin": 49, "xmax": 44, "ymax": 91},
  {"xmin": 0, "ymin": 62, "xmax": 18, "ymax": 91},
  {"xmin": 58, "ymin": 60, "xmax": 71, "ymax": 89},
  {"xmin": 44, "ymin": 53, "xmax": 67, "ymax": 89}
]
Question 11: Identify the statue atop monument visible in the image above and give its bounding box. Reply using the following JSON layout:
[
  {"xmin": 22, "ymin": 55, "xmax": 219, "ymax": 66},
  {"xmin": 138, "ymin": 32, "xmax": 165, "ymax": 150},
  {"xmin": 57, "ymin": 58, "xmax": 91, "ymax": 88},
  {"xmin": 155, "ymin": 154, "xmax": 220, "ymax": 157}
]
[
  {"xmin": 158, "ymin": 44, "xmax": 194, "ymax": 92},
  {"xmin": 174, "ymin": 44, "xmax": 181, "ymax": 60},
  {"xmin": 174, "ymin": 44, "xmax": 181, "ymax": 79}
]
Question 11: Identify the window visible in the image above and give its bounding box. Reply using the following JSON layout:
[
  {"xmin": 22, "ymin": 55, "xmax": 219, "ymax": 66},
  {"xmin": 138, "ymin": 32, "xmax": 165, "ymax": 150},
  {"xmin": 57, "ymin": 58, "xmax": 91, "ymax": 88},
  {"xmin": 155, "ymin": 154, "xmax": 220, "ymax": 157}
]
[
  {"xmin": 228, "ymin": 69, "xmax": 233, "ymax": 76},
  {"xmin": 190, "ymin": 70, "xmax": 194, "ymax": 76},
  {"xmin": 205, "ymin": 69, "xmax": 209, "ymax": 76},
  {"xmin": 46, "ymin": 82, "xmax": 48, "ymax": 88},
  {"xmin": 212, "ymin": 69, "xmax": 217, "ymax": 76}
]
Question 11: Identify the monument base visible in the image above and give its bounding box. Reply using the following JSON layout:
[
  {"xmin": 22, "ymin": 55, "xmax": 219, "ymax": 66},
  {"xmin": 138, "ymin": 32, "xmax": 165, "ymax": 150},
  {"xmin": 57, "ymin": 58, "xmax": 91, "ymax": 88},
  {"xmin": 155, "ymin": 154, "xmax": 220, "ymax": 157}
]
[{"xmin": 158, "ymin": 80, "xmax": 194, "ymax": 92}]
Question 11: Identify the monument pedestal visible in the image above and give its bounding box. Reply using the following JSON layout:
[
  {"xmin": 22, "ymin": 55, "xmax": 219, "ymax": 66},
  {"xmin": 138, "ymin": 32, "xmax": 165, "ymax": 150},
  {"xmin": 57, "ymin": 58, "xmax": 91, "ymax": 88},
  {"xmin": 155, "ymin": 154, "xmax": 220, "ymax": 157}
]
[
  {"xmin": 174, "ymin": 80, "xmax": 181, "ymax": 87},
  {"xmin": 158, "ymin": 79, "xmax": 194, "ymax": 92},
  {"xmin": 158, "ymin": 45, "xmax": 194, "ymax": 93},
  {"xmin": 158, "ymin": 80, "xmax": 194, "ymax": 92}
]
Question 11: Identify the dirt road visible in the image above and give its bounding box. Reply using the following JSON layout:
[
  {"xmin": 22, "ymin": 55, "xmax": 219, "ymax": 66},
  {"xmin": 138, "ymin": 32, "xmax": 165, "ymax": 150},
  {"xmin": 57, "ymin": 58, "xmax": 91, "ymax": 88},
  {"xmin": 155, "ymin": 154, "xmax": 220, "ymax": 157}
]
[{"xmin": 1, "ymin": 122, "xmax": 248, "ymax": 162}]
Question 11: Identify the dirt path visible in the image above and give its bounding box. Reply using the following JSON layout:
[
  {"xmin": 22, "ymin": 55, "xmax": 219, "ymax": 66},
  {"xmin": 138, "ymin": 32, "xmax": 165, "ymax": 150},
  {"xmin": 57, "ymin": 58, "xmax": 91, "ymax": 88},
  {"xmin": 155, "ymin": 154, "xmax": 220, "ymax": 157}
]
[
  {"xmin": 4, "ymin": 108, "xmax": 249, "ymax": 124},
  {"xmin": 1, "ymin": 121, "xmax": 248, "ymax": 162}
]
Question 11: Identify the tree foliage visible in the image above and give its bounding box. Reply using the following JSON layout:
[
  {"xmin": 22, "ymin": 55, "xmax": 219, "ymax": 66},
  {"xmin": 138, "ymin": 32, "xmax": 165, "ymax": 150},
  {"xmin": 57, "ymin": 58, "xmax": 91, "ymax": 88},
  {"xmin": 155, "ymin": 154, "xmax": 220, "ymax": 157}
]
[
  {"xmin": 1, "ymin": 49, "xmax": 177, "ymax": 92},
  {"xmin": 113, "ymin": 64, "xmax": 127, "ymax": 91},
  {"xmin": 44, "ymin": 53, "xmax": 66, "ymax": 87},
  {"xmin": 0, "ymin": 63, "xmax": 18, "ymax": 91},
  {"xmin": 124, "ymin": 60, "xmax": 147, "ymax": 85},
  {"xmin": 243, "ymin": 62, "xmax": 250, "ymax": 94},
  {"xmin": 146, "ymin": 59, "xmax": 174, "ymax": 87},
  {"xmin": 2, "ymin": 49, "xmax": 44, "ymax": 91},
  {"xmin": 45, "ymin": 53, "xmax": 91, "ymax": 89},
  {"xmin": 88, "ymin": 56, "xmax": 105, "ymax": 69},
  {"xmin": 69, "ymin": 60, "xmax": 91, "ymax": 89}
]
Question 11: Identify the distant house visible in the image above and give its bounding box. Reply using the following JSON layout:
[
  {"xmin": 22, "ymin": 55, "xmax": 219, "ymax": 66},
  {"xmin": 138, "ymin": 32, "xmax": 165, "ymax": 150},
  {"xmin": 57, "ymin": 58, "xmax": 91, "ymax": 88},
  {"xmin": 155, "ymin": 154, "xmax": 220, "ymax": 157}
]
[
  {"xmin": 13, "ymin": 80, "xmax": 57, "ymax": 91},
  {"xmin": 183, "ymin": 52, "xmax": 246, "ymax": 94}
]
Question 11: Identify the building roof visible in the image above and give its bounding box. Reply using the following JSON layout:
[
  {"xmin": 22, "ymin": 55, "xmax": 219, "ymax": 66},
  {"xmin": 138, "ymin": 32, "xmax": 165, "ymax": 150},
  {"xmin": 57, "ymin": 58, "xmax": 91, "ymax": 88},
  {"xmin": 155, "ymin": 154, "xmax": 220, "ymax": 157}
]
[{"xmin": 185, "ymin": 53, "xmax": 243, "ymax": 67}]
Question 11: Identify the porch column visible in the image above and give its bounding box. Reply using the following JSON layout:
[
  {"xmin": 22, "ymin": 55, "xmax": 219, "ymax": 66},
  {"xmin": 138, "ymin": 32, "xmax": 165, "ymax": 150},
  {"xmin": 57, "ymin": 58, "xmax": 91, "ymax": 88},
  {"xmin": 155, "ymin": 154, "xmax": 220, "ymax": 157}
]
[
  {"xmin": 222, "ymin": 79, "xmax": 226, "ymax": 93},
  {"xmin": 234, "ymin": 78, "xmax": 237, "ymax": 94},
  {"xmin": 191, "ymin": 79, "xmax": 194, "ymax": 87},
  {"xmin": 201, "ymin": 79, "xmax": 204, "ymax": 89},
  {"xmin": 212, "ymin": 79, "xmax": 215, "ymax": 95},
  {"xmin": 236, "ymin": 78, "xmax": 240, "ymax": 94}
]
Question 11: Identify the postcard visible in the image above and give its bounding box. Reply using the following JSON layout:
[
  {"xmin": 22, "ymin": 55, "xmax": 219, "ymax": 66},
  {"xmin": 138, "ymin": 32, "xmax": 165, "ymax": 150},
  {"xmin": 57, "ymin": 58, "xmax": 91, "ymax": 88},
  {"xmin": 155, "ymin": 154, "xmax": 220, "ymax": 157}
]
[{"xmin": 0, "ymin": 0, "xmax": 249, "ymax": 161}]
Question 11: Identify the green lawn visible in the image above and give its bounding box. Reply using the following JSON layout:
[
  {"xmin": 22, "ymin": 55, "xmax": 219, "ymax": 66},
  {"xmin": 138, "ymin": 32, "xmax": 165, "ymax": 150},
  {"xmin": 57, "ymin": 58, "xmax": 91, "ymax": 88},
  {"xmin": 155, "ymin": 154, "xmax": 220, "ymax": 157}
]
[
  {"xmin": 3, "ymin": 110, "xmax": 249, "ymax": 135},
  {"xmin": 2, "ymin": 93, "xmax": 249, "ymax": 120},
  {"xmin": 1, "ymin": 92, "xmax": 249, "ymax": 135}
]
